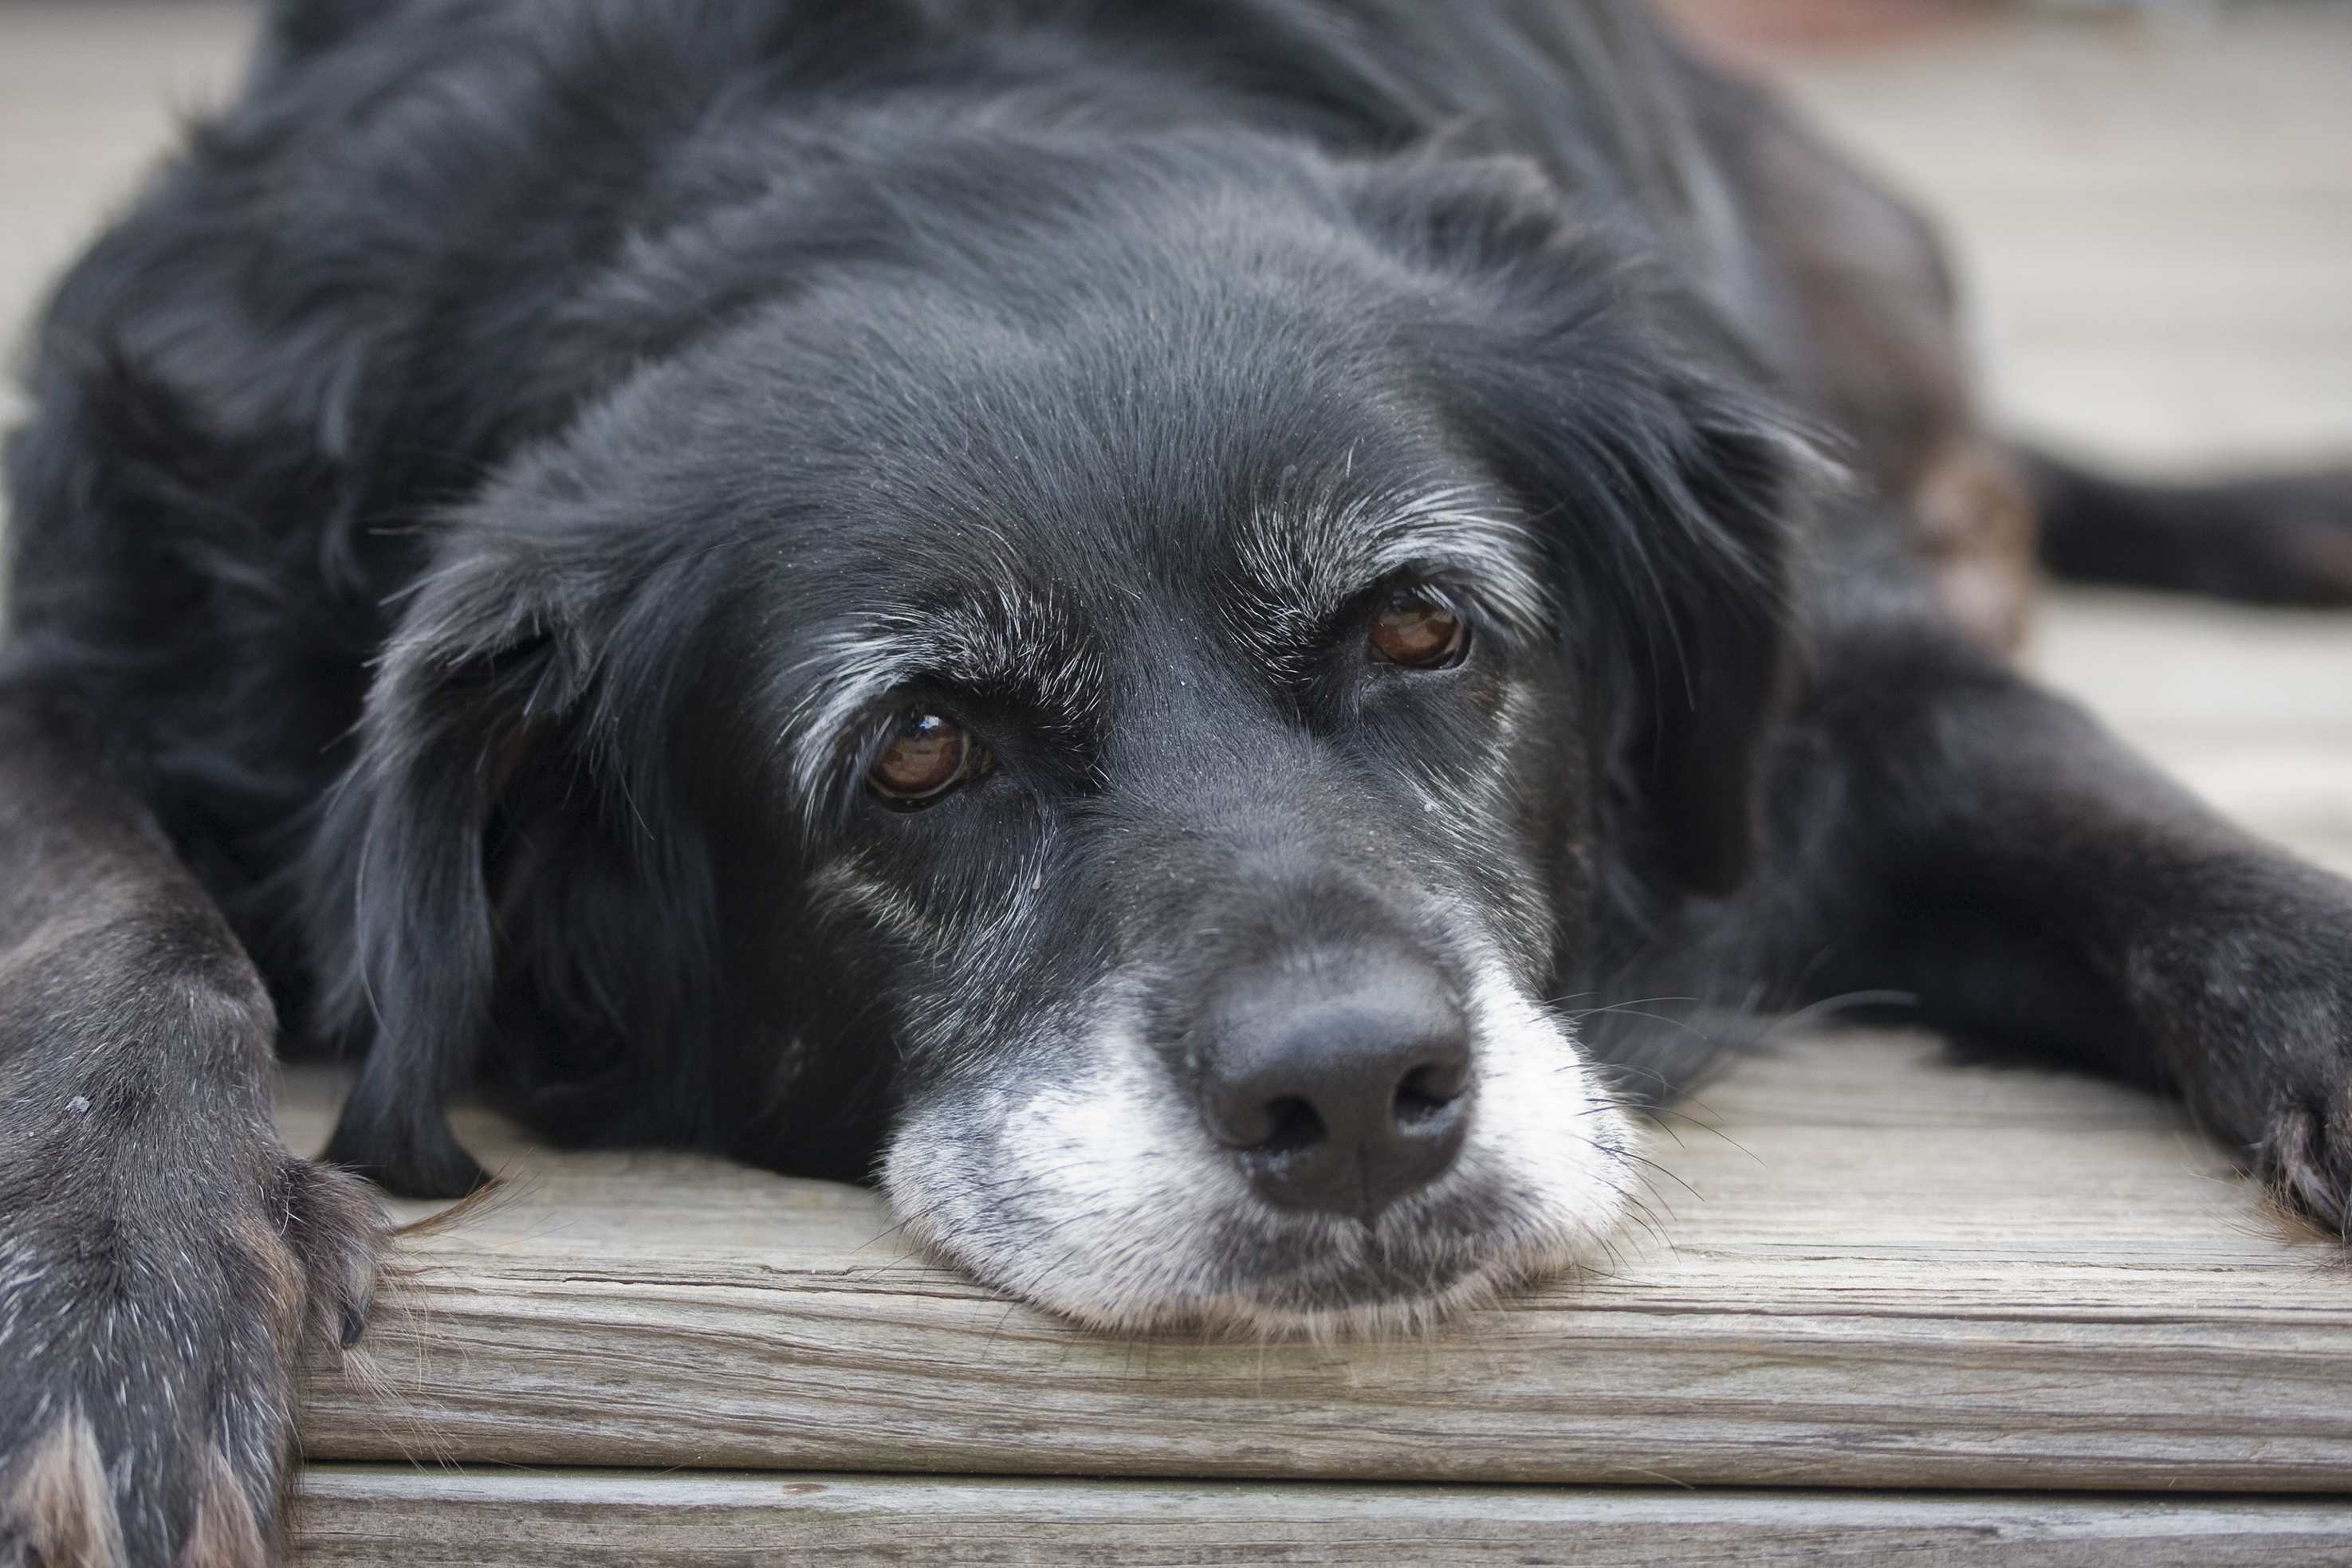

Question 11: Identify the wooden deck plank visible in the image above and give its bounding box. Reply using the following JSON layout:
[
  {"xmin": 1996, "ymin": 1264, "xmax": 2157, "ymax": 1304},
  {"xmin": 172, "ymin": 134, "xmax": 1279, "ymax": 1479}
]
[
  {"xmin": 1763, "ymin": 0, "xmax": 2352, "ymax": 474},
  {"xmin": 289, "ymin": 1468, "xmax": 2352, "ymax": 1566},
  {"xmin": 282, "ymin": 1031, "xmax": 2352, "ymax": 1491}
]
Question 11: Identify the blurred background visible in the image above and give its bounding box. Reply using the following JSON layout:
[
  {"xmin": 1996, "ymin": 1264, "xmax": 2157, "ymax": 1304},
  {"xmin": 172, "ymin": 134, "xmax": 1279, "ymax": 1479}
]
[{"xmin": 2, "ymin": 0, "xmax": 2350, "ymax": 867}]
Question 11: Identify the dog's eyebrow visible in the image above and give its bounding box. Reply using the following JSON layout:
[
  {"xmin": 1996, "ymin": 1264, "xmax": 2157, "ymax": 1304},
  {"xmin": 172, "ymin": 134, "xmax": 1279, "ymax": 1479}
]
[
  {"xmin": 1227, "ymin": 485, "xmax": 1548, "ymax": 658},
  {"xmin": 779, "ymin": 584, "xmax": 1103, "ymax": 818}
]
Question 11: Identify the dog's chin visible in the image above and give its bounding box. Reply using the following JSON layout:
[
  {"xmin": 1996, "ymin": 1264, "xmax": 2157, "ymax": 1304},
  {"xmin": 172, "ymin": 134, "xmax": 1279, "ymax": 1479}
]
[
  {"xmin": 880, "ymin": 966, "xmax": 1641, "ymax": 1340},
  {"xmin": 1004, "ymin": 1190, "xmax": 1623, "ymax": 1342},
  {"xmin": 1017, "ymin": 1240, "xmax": 1582, "ymax": 1344}
]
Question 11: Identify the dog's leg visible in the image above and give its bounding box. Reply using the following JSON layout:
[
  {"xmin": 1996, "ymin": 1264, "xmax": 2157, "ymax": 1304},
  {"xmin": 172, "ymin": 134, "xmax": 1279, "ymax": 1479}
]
[
  {"xmin": 1772, "ymin": 613, "xmax": 2352, "ymax": 1230},
  {"xmin": 0, "ymin": 694, "xmax": 382, "ymax": 1568},
  {"xmin": 2025, "ymin": 450, "xmax": 2352, "ymax": 607}
]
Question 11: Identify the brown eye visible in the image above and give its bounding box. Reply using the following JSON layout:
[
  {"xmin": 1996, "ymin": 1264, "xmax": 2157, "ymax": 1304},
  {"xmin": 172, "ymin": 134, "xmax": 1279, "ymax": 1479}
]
[
  {"xmin": 868, "ymin": 711, "xmax": 973, "ymax": 804},
  {"xmin": 1370, "ymin": 592, "xmax": 1466, "ymax": 668}
]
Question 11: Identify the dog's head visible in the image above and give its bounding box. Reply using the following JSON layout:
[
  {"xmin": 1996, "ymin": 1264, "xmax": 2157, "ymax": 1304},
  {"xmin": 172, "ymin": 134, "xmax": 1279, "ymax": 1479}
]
[{"xmin": 313, "ymin": 136, "xmax": 1803, "ymax": 1334}]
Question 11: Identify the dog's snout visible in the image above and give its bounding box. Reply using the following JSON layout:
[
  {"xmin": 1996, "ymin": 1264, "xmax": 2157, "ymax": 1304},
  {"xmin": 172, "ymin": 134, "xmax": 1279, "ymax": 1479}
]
[{"xmin": 1201, "ymin": 960, "xmax": 1472, "ymax": 1224}]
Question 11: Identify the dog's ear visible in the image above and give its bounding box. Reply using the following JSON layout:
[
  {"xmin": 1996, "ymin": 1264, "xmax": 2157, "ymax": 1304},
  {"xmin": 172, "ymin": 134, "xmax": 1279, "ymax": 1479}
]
[
  {"xmin": 304, "ymin": 570, "xmax": 580, "ymax": 1197},
  {"xmin": 1354, "ymin": 158, "xmax": 1808, "ymax": 894},
  {"xmin": 1607, "ymin": 408, "xmax": 1799, "ymax": 896},
  {"xmin": 308, "ymin": 531, "xmax": 736, "ymax": 1197},
  {"xmin": 1481, "ymin": 364, "xmax": 1799, "ymax": 898}
]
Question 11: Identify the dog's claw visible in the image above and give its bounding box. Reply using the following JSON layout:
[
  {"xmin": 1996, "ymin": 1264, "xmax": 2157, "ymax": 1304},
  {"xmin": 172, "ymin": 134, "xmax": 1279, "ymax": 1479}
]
[{"xmin": 2256, "ymin": 1100, "xmax": 2352, "ymax": 1238}]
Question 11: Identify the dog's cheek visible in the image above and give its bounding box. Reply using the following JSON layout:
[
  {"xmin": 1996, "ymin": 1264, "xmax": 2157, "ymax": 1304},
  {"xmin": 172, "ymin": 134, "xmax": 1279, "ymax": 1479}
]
[
  {"xmin": 794, "ymin": 807, "xmax": 1069, "ymax": 1060},
  {"xmin": 1387, "ymin": 670, "xmax": 1587, "ymax": 985}
]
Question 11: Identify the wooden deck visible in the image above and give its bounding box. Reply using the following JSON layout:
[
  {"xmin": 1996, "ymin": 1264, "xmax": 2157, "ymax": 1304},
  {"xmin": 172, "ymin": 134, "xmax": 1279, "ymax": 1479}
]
[
  {"xmin": 6, "ymin": 2, "xmax": 2352, "ymax": 1561},
  {"xmin": 288, "ymin": 1473, "xmax": 2352, "ymax": 1565},
  {"xmin": 274, "ymin": 1028, "xmax": 2352, "ymax": 1494}
]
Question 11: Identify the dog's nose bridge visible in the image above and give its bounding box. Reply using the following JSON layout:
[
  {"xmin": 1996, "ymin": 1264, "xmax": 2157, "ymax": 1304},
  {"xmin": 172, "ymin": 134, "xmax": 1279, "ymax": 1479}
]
[
  {"xmin": 1077, "ymin": 677, "xmax": 1467, "ymax": 1000},
  {"xmin": 1095, "ymin": 696, "xmax": 1426, "ymax": 894}
]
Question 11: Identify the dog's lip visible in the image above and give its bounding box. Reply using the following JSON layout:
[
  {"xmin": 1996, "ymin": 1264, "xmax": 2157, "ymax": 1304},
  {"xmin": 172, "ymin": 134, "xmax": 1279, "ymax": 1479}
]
[{"xmin": 889, "ymin": 1087, "xmax": 1618, "ymax": 1331}]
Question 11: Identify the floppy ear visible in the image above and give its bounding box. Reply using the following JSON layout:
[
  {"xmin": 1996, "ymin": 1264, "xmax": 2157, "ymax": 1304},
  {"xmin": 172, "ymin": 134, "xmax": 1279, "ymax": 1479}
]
[
  {"xmin": 309, "ymin": 532, "xmax": 737, "ymax": 1197},
  {"xmin": 305, "ymin": 572, "xmax": 578, "ymax": 1197},
  {"xmin": 1355, "ymin": 158, "xmax": 1807, "ymax": 894},
  {"xmin": 1477, "ymin": 360, "xmax": 1799, "ymax": 897},
  {"xmin": 1614, "ymin": 409, "xmax": 1799, "ymax": 895}
]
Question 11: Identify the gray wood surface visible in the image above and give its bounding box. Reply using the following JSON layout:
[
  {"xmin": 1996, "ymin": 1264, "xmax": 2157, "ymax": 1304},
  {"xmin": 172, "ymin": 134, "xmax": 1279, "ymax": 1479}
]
[
  {"xmin": 289, "ymin": 1468, "xmax": 2352, "ymax": 1566},
  {"xmin": 279, "ymin": 1029, "xmax": 2352, "ymax": 1491},
  {"xmin": 1760, "ymin": 0, "xmax": 2352, "ymax": 476}
]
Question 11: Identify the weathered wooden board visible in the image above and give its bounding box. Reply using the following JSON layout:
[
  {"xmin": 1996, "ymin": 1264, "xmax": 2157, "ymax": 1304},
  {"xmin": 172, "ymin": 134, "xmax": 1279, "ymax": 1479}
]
[
  {"xmin": 289, "ymin": 1467, "xmax": 2352, "ymax": 1567},
  {"xmin": 281, "ymin": 1030, "xmax": 2352, "ymax": 1492},
  {"xmin": 1766, "ymin": 0, "xmax": 2352, "ymax": 475}
]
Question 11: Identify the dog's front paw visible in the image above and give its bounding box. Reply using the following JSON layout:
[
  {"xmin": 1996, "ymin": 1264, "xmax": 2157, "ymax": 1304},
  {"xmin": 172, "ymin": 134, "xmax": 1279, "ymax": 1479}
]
[
  {"xmin": 2193, "ymin": 941, "xmax": 2352, "ymax": 1237},
  {"xmin": 2256, "ymin": 1094, "xmax": 2352, "ymax": 1236},
  {"xmin": 0, "ymin": 846, "xmax": 395, "ymax": 1566},
  {"xmin": 2134, "ymin": 874, "xmax": 2352, "ymax": 1240},
  {"xmin": 1, "ymin": 1126, "xmax": 383, "ymax": 1566}
]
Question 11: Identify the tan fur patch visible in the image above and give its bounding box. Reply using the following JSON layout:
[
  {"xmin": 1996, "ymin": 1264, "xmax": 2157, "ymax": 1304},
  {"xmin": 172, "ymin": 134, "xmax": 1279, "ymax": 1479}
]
[
  {"xmin": 1913, "ymin": 440, "xmax": 2039, "ymax": 657},
  {"xmin": 6, "ymin": 1408, "xmax": 125, "ymax": 1568},
  {"xmin": 225, "ymin": 1197, "xmax": 306, "ymax": 1345},
  {"xmin": 282, "ymin": 1157, "xmax": 389, "ymax": 1354},
  {"xmin": 174, "ymin": 1449, "xmax": 267, "ymax": 1568}
]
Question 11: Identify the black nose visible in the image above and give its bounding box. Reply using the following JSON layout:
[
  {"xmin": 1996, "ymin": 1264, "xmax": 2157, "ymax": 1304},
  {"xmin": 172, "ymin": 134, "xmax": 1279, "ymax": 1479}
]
[{"xmin": 1199, "ymin": 958, "xmax": 1472, "ymax": 1224}]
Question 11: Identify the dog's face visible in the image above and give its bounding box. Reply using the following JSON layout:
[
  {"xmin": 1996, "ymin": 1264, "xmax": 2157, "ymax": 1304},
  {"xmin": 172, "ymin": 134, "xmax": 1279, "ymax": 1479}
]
[
  {"xmin": 800, "ymin": 404, "xmax": 1634, "ymax": 1336},
  {"xmin": 322, "ymin": 141, "xmax": 1797, "ymax": 1334}
]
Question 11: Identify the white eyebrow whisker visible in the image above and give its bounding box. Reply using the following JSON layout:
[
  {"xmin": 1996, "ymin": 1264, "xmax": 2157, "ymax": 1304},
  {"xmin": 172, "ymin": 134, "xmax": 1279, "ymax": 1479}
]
[
  {"xmin": 777, "ymin": 580, "xmax": 1105, "ymax": 826},
  {"xmin": 1233, "ymin": 482, "xmax": 1551, "ymax": 647}
]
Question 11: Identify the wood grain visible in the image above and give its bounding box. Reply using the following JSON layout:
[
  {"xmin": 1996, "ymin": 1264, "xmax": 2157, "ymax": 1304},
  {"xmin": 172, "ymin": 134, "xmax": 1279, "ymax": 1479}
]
[
  {"xmin": 289, "ymin": 1466, "xmax": 2352, "ymax": 1566},
  {"xmin": 283, "ymin": 1031, "xmax": 2352, "ymax": 1491}
]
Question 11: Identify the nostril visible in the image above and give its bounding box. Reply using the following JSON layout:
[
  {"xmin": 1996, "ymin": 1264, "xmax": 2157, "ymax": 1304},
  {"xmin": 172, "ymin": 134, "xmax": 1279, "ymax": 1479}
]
[
  {"xmin": 1257, "ymin": 1094, "xmax": 1325, "ymax": 1156},
  {"xmin": 1203, "ymin": 1080, "xmax": 1331, "ymax": 1153},
  {"xmin": 1393, "ymin": 1059, "xmax": 1465, "ymax": 1127}
]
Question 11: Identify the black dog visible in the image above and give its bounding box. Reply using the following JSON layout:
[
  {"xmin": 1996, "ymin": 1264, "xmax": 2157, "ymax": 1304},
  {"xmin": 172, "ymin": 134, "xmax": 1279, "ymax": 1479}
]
[{"xmin": 6, "ymin": 1, "xmax": 2352, "ymax": 1562}]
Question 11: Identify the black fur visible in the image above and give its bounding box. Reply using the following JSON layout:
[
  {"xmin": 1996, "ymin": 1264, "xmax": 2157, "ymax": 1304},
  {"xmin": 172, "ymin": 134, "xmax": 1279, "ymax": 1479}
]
[
  {"xmin": 6, "ymin": 2, "xmax": 2352, "ymax": 1562},
  {"xmin": 2030, "ymin": 450, "xmax": 2352, "ymax": 606}
]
